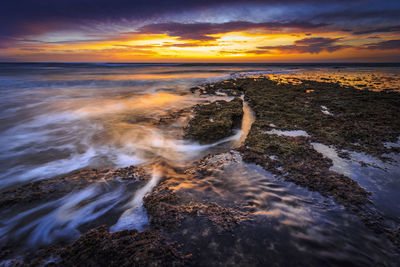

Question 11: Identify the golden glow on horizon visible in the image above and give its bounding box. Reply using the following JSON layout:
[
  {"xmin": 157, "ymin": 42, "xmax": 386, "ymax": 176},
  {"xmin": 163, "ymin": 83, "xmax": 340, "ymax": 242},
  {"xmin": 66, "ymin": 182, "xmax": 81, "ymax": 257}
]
[{"xmin": 3, "ymin": 30, "xmax": 400, "ymax": 62}]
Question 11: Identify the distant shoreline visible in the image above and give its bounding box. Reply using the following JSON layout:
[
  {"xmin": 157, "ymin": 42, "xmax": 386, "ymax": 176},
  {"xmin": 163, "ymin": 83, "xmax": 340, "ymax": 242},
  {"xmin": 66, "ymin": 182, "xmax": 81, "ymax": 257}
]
[{"xmin": 0, "ymin": 62, "xmax": 399, "ymax": 67}]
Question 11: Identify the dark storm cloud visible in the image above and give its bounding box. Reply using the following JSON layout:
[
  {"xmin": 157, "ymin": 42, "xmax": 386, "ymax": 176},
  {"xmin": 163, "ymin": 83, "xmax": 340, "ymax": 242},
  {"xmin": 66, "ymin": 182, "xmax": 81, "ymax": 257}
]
[
  {"xmin": 256, "ymin": 37, "xmax": 346, "ymax": 54},
  {"xmin": 313, "ymin": 9, "xmax": 400, "ymax": 21},
  {"xmin": 0, "ymin": 0, "xmax": 366, "ymax": 38},
  {"xmin": 137, "ymin": 21, "xmax": 328, "ymax": 40},
  {"xmin": 1, "ymin": 0, "xmax": 400, "ymax": 52},
  {"xmin": 354, "ymin": 25, "xmax": 400, "ymax": 35},
  {"xmin": 363, "ymin": 39, "xmax": 400, "ymax": 50}
]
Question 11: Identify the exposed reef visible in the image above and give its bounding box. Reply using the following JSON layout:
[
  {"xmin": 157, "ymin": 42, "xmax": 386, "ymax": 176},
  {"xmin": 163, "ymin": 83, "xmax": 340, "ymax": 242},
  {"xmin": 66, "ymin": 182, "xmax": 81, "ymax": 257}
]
[
  {"xmin": 205, "ymin": 78, "xmax": 400, "ymax": 159},
  {"xmin": 0, "ymin": 160, "xmax": 251, "ymax": 265},
  {"xmin": 239, "ymin": 134, "xmax": 370, "ymax": 206},
  {"xmin": 4, "ymin": 226, "xmax": 186, "ymax": 267},
  {"xmin": 0, "ymin": 166, "xmax": 150, "ymax": 209},
  {"xmin": 184, "ymin": 97, "xmax": 243, "ymax": 144},
  {"xmin": 144, "ymin": 177, "xmax": 250, "ymax": 232},
  {"xmin": 187, "ymin": 76, "xmax": 400, "ymax": 249},
  {"xmin": 1, "ymin": 76, "xmax": 400, "ymax": 265},
  {"xmin": 190, "ymin": 77, "xmax": 400, "ymax": 205},
  {"xmin": 55, "ymin": 226, "xmax": 186, "ymax": 267}
]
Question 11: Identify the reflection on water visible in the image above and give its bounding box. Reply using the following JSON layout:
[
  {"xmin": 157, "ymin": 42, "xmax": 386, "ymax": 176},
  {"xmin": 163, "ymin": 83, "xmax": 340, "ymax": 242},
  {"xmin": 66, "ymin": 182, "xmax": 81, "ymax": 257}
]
[
  {"xmin": 267, "ymin": 67, "xmax": 400, "ymax": 92},
  {"xmin": 0, "ymin": 84, "xmax": 234, "ymax": 189},
  {"xmin": 234, "ymin": 101, "xmax": 255, "ymax": 147},
  {"xmin": 0, "ymin": 181, "xmax": 131, "ymax": 246},
  {"xmin": 312, "ymin": 142, "xmax": 400, "ymax": 222},
  {"xmin": 155, "ymin": 152, "xmax": 399, "ymax": 266},
  {"xmin": 1, "ymin": 63, "xmax": 291, "ymax": 189},
  {"xmin": 110, "ymin": 169, "xmax": 161, "ymax": 232},
  {"xmin": 0, "ymin": 63, "xmax": 399, "ymax": 263},
  {"xmin": 0, "ymin": 63, "xmax": 259, "ymax": 250}
]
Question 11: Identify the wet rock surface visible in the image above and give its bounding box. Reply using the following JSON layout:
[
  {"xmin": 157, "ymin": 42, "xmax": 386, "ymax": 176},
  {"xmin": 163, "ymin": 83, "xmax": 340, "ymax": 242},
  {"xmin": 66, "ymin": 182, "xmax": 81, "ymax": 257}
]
[
  {"xmin": 240, "ymin": 133, "xmax": 371, "ymax": 207},
  {"xmin": 232, "ymin": 77, "xmax": 400, "ymax": 158},
  {"xmin": 200, "ymin": 77, "xmax": 400, "ymax": 249},
  {"xmin": 196, "ymin": 78, "xmax": 400, "ymax": 200},
  {"xmin": 144, "ymin": 181, "xmax": 250, "ymax": 232},
  {"xmin": 0, "ymin": 159, "xmax": 253, "ymax": 265},
  {"xmin": 10, "ymin": 226, "xmax": 186, "ymax": 267},
  {"xmin": 1, "ymin": 76, "xmax": 400, "ymax": 266},
  {"xmin": 56, "ymin": 226, "xmax": 185, "ymax": 267},
  {"xmin": 0, "ymin": 166, "xmax": 150, "ymax": 209},
  {"xmin": 143, "ymin": 158, "xmax": 251, "ymax": 232},
  {"xmin": 191, "ymin": 77, "xmax": 397, "ymax": 208},
  {"xmin": 184, "ymin": 97, "xmax": 243, "ymax": 143}
]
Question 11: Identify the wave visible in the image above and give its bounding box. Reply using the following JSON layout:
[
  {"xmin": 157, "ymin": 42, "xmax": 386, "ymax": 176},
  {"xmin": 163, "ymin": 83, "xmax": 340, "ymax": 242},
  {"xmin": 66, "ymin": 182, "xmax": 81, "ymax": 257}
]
[{"xmin": 0, "ymin": 182, "xmax": 131, "ymax": 246}]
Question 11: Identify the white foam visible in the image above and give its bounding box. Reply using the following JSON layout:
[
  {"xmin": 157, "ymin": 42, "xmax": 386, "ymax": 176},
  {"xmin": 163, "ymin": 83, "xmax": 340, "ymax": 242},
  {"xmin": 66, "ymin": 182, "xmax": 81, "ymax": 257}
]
[
  {"xmin": 265, "ymin": 129, "xmax": 310, "ymax": 137},
  {"xmin": 311, "ymin": 143, "xmax": 351, "ymax": 176},
  {"xmin": 0, "ymin": 148, "xmax": 97, "ymax": 188},
  {"xmin": 0, "ymin": 184, "xmax": 127, "ymax": 246},
  {"xmin": 321, "ymin": 105, "xmax": 334, "ymax": 116},
  {"xmin": 111, "ymin": 170, "xmax": 161, "ymax": 232},
  {"xmin": 0, "ymin": 145, "xmax": 143, "ymax": 190},
  {"xmin": 384, "ymin": 137, "xmax": 400, "ymax": 148}
]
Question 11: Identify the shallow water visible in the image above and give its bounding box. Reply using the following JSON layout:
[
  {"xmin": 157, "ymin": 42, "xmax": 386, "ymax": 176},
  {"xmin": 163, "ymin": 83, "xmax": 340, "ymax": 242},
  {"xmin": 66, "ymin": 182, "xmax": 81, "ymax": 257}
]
[
  {"xmin": 312, "ymin": 142, "xmax": 400, "ymax": 224},
  {"xmin": 0, "ymin": 63, "xmax": 399, "ymax": 264},
  {"xmin": 0, "ymin": 65, "xmax": 244, "ymax": 189},
  {"xmin": 166, "ymin": 153, "xmax": 399, "ymax": 266}
]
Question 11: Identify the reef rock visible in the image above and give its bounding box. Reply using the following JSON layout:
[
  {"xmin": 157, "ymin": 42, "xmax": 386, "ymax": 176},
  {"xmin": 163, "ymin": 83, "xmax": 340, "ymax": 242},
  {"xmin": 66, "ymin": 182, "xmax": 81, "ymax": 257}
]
[{"xmin": 184, "ymin": 97, "xmax": 243, "ymax": 144}]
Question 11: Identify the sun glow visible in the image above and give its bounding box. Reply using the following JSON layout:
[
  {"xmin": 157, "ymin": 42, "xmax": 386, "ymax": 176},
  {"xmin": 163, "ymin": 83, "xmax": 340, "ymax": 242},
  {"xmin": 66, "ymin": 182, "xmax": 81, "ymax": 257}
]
[{"xmin": 3, "ymin": 28, "xmax": 400, "ymax": 62}]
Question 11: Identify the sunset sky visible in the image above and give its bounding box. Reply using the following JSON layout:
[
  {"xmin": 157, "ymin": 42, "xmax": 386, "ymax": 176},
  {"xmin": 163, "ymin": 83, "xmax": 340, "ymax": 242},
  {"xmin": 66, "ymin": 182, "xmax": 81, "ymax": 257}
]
[{"xmin": 1, "ymin": 0, "xmax": 399, "ymax": 62}]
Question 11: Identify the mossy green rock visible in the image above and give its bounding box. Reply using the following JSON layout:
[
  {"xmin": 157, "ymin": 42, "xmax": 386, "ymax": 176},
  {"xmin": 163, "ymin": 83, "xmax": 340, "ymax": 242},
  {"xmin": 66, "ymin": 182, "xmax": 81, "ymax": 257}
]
[{"xmin": 184, "ymin": 97, "xmax": 243, "ymax": 144}]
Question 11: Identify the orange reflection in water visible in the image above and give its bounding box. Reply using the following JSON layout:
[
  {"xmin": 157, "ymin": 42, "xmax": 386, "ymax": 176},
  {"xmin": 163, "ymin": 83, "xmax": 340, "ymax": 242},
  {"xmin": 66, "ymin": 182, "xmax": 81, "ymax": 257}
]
[
  {"xmin": 266, "ymin": 70, "xmax": 400, "ymax": 92},
  {"xmin": 60, "ymin": 91, "xmax": 190, "ymax": 117}
]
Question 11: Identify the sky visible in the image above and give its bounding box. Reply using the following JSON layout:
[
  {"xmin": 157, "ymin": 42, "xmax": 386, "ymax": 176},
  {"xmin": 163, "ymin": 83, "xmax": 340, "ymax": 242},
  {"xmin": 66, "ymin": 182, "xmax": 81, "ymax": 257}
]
[{"xmin": 0, "ymin": 0, "xmax": 399, "ymax": 62}]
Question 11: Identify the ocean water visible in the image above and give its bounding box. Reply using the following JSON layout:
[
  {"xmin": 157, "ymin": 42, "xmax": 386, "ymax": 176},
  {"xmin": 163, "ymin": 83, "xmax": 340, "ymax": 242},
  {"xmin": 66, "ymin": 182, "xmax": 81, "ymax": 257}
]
[{"xmin": 0, "ymin": 63, "xmax": 399, "ymax": 264}]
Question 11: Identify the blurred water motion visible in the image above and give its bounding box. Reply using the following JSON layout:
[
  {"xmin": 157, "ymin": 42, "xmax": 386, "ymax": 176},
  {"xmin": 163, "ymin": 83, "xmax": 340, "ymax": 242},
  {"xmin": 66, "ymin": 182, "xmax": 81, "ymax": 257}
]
[{"xmin": 0, "ymin": 63, "xmax": 399, "ymax": 263}]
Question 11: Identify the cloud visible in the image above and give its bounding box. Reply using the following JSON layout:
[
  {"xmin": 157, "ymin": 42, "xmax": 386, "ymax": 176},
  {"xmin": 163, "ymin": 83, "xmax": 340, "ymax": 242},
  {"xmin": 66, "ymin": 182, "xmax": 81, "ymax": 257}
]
[
  {"xmin": 353, "ymin": 25, "xmax": 400, "ymax": 35},
  {"xmin": 313, "ymin": 9, "xmax": 400, "ymax": 21},
  {"xmin": 251, "ymin": 37, "xmax": 400, "ymax": 55},
  {"xmin": 255, "ymin": 37, "xmax": 347, "ymax": 54},
  {"xmin": 137, "ymin": 21, "xmax": 328, "ymax": 41},
  {"xmin": 1, "ymin": 0, "xmax": 399, "ymax": 62},
  {"xmin": 19, "ymin": 47, "xmax": 47, "ymax": 52},
  {"xmin": 0, "ymin": 0, "xmax": 367, "ymax": 40},
  {"xmin": 113, "ymin": 42, "xmax": 214, "ymax": 49},
  {"xmin": 363, "ymin": 39, "xmax": 400, "ymax": 50}
]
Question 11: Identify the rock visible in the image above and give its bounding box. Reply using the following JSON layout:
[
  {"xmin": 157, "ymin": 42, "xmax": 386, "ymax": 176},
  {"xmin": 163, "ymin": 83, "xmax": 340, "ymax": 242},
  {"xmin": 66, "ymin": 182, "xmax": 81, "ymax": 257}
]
[
  {"xmin": 0, "ymin": 166, "xmax": 150, "ymax": 209},
  {"xmin": 19, "ymin": 226, "xmax": 186, "ymax": 266},
  {"xmin": 240, "ymin": 131, "xmax": 371, "ymax": 207},
  {"xmin": 184, "ymin": 97, "xmax": 243, "ymax": 144},
  {"xmin": 233, "ymin": 77, "xmax": 400, "ymax": 159},
  {"xmin": 144, "ymin": 183, "xmax": 249, "ymax": 232},
  {"xmin": 201, "ymin": 77, "xmax": 400, "ymax": 249}
]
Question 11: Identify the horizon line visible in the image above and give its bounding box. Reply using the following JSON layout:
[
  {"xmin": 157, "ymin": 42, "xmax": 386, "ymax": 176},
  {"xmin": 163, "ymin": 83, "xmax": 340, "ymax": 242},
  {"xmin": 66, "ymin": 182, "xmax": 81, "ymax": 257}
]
[{"xmin": 0, "ymin": 62, "xmax": 399, "ymax": 65}]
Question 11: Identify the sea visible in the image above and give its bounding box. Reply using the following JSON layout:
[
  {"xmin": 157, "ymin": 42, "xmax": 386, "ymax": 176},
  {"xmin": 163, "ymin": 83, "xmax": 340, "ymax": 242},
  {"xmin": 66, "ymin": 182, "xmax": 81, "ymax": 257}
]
[{"xmin": 0, "ymin": 62, "xmax": 399, "ymax": 265}]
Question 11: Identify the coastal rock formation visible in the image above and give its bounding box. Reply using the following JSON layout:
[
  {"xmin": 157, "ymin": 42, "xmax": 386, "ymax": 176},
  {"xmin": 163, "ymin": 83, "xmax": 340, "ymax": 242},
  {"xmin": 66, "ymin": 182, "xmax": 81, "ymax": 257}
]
[
  {"xmin": 2, "ymin": 76, "xmax": 400, "ymax": 265},
  {"xmin": 12, "ymin": 226, "xmax": 186, "ymax": 267},
  {"xmin": 195, "ymin": 77, "xmax": 400, "ymax": 250},
  {"xmin": 200, "ymin": 77, "xmax": 400, "ymax": 208},
  {"xmin": 56, "ymin": 226, "xmax": 186, "ymax": 267},
  {"xmin": 144, "ymin": 183, "xmax": 249, "ymax": 231},
  {"xmin": 240, "ymin": 132, "xmax": 371, "ymax": 206},
  {"xmin": 0, "ymin": 166, "xmax": 150, "ymax": 209},
  {"xmin": 235, "ymin": 77, "xmax": 400, "ymax": 159},
  {"xmin": 184, "ymin": 97, "xmax": 243, "ymax": 143},
  {"xmin": 143, "ymin": 159, "xmax": 251, "ymax": 232}
]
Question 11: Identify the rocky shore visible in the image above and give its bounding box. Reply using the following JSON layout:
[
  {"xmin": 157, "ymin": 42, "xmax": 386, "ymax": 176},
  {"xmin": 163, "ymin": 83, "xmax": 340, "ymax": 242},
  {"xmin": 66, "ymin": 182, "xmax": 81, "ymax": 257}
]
[
  {"xmin": 183, "ymin": 97, "xmax": 243, "ymax": 144},
  {"xmin": 1, "ymin": 76, "xmax": 400, "ymax": 266},
  {"xmin": 190, "ymin": 77, "xmax": 400, "ymax": 249}
]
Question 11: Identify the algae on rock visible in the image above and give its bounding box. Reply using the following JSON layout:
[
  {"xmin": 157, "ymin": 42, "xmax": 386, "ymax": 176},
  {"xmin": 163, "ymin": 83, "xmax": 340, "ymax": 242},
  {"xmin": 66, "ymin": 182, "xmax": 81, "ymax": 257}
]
[{"xmin": 184, "ymin": 97, "xmax": 243, "ymax": 144}]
